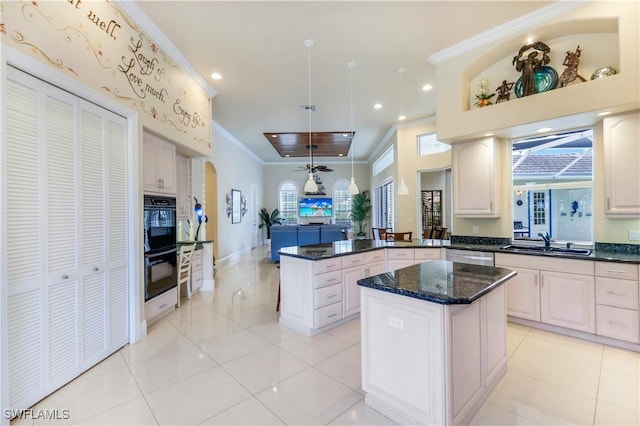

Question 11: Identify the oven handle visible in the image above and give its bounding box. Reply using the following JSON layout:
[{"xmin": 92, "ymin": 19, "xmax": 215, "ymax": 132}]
[{"xmin": 146, "ymin": 248, "xmax": 178, "ymax": 259}]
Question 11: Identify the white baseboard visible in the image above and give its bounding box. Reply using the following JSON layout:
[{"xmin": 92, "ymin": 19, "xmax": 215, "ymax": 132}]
[{"xmin": 217, "ymin": 246, "xmax": 252, "ymax": 267}]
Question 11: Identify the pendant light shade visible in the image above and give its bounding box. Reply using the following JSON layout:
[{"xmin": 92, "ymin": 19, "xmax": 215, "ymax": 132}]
[
  {"xmin": 347, "ymin": 61, "xmax": 359, "ymax": 195},
  {"xmin": 303, "ymin": 39, "xmax": 318, "ymax": 194},
  {"xmin": 397, "ymin": 178, "xmax": 409, "ymax": 195}
]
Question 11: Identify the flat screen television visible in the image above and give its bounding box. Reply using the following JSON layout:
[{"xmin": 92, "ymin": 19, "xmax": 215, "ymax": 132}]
[{"xmin": 299, "ymin": 197, "xmax": 333, "ymax": 217}]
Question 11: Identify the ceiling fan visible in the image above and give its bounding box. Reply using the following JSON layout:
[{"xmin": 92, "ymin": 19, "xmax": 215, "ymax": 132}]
[
  {"xmin": 295, "ymin": 163, "xmax": 334, "ymax": 173},
  {"xmin": 293, "ymin": 144, "xmax": 333, "ymax": 172}
]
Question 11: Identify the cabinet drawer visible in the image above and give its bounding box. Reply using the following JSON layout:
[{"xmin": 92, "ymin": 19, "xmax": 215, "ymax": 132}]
[
  {"xmin": 414, "ymin": 248, "xmax": 442, "ymax": 261},
  {"xmin": 314, "ymin": 283, "xmax": 342, "ymax": 308},
  {"xmin": 596, "ymin": 277, "xmax": 639, "ymax": 310},
  {"xmin": 365, "ymin": 251, "xmax": 385, "ymax": 264},
  {"xmin": 595, "ymin": 262, "xmax": 638, "ymax": 280},
  {"xmin": 314, "ymin": 302, "xmax": 343, "ymax": 328},
  {"xmin": 495, "ymin": 253, "xmax": 593, "ymax": 275},
  {"xmin": 387, "ymin": 249, "xmax": 414, "ymax": 260},
  {"xmin": 342, "ymin": 253, "xmax": 366, "ymax": 268},
  {"xmin": 192, "ymin": 249, "xmax": 203, "ymax": 261},
  {"xmin": 314, "ymin": 258, "xmax": 343, "ymax": 274},
  {"xmin": 313, "ymin": 270, "xmax": 342, "ymax": 289},
  {"xmin": 145, "ymin": 287, "xmax": 176, "ymax": 322},
  {"xmin": 596, "ymin": 305, "xmax": 640, "ymax": 343}
]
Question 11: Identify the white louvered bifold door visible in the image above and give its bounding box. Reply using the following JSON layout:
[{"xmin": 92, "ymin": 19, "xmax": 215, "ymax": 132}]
[{"xmin": 5, "ymin": 67, "xmax": 129, "ymax": 410}]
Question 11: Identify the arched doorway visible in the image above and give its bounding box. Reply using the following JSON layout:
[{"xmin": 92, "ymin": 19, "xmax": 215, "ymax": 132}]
[{"xmin": 204, "ymin": 161, "xmax": 218, "ymax": 261}]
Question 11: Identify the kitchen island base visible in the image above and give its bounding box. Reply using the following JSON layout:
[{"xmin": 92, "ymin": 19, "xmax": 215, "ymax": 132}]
[{"xmin": 360, "ymin": 284, "xmax": 507, "ymax": 425}]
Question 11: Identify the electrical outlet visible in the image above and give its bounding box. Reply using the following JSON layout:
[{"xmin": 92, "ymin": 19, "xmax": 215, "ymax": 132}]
[
  {"xmin": 630, "ymin": 230, "xmax": 640, "ymax": 241},
  {"xmin": 472, "ymin": 226, "xmax": 479, "ymax": 234},
  {"xmin": 388, "ymin": 315, "xmax": 405, "ymax": 331}
]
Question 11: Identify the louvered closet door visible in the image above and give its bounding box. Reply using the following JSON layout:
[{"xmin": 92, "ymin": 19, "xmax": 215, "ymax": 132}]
[{"xmin": 5, "ymin": 67, "xmax": 129, "ymax": 410}]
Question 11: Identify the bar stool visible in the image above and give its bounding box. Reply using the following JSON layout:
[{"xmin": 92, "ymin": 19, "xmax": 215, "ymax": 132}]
[{"xmin": 176, "ymin": 243, "xmax": 196, "ymax": 307}]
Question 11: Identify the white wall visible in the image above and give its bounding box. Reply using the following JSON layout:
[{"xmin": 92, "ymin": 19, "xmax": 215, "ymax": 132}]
[{"xmin": 207, "ymin": 122, "xmax": 265, "ymax": 264}]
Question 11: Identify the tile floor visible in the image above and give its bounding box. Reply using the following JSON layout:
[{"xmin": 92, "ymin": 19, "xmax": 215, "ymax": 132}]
[{"xmin": 12, "ymin": 246, "xmax": 640, "ymax": 425}]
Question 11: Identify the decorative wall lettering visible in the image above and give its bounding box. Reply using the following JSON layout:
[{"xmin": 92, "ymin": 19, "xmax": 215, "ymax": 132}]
[{"xmin": 2, "ymin": 0, "xmax": 211, "ymax": 152}]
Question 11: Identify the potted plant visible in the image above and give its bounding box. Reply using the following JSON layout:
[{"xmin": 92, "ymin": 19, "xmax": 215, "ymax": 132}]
[
  {"xmin": 350, "ymin": 191, "xmax": 371, "ymax": 238},
  {"xmin": 259, "ymin": 207, "xmax": 284, "ymax": 241}
]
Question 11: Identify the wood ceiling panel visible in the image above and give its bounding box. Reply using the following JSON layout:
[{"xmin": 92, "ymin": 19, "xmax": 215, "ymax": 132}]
[{"xmin": 264, "ymin": 132, "xmax": 353, "ymax": 157}]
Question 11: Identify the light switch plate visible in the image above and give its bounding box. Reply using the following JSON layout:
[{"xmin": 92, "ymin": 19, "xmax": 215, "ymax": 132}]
[
  {"xmin": 630, "ymin": 230, "xmax": 640, "ymax": 241},
  {"xmin": 388, "ymin": 315, "xmax": 405, "ymax": 331}
]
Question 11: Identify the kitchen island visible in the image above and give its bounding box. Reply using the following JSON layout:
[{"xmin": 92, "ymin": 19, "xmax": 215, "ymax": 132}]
[{"xmin": 357, "ymin": 261, "xmax": 516, "ymax": 426}]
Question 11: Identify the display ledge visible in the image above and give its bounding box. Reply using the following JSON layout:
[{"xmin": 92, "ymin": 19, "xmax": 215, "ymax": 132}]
[{"xmin": 356, "ymin": 260, "xmax": 516, "ymax": 305}]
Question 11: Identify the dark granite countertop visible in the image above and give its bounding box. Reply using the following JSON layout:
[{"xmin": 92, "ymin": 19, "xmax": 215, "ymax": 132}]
[
  {"xmin": 278, "ymin": 239, "xmax": 640, "ymax": 264},
  {"xmin": 357, "ymin": 260, "xmax": 517, "ymax": 305}
]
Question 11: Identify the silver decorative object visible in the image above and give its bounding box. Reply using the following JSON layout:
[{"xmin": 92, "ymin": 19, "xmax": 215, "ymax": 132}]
[{"xmin": 590, "ymin": 66, "xmax": 617, "ymax": 80}]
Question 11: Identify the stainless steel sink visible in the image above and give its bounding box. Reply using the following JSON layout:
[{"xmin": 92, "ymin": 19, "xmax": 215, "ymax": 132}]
[{"xmin": 501, "ymin": 245, "xmax": 592, "ymax": 256}]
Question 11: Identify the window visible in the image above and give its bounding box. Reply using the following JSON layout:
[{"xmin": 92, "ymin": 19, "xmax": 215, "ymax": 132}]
[
  {"xmin": 512, "ymin": 128, "xmax": 593, "ymax": 244},
  {"xmin": 374, "ymin": 180, "xmax": 394, "ymax": 229},
  {"xmin": 418, "ymin": 133, "xmax": 451, "ymax": 156},
  {"xmin": 332, "ymin": 179, "xmax": 352, "ymax": 228},
  {"xmin": 278, "ymin": 181, "xmax": 298, "ymax": 225},
  {"xmin": 373, "ymin": 146, "xmax": 394, "ymax": 176}
]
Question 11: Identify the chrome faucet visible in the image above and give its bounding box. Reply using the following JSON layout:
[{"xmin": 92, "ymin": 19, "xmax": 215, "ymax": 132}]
[{"xmin": 538, "ymin": 231, "xmax": 551, "ymax": 248}]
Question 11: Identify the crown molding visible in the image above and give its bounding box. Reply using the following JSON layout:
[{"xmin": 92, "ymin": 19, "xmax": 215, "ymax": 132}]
[
  {"xmin": 115, "ymin": 1, "xmax": 217, "ymax": 98},
  {"xmin": 212, "ymin": 120, "xmax": 264, "ymax": 164},
  {"xmin": 428, "ymin": 1, "xmax": 584, "ymax": 65}
]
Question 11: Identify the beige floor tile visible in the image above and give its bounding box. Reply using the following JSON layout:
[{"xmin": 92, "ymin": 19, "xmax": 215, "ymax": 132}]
[
  {"xmin": 128, "ymin": 344, "xmax": 217, "ymax": 394},
  {"xmin": 179, "ymin": 312, "xmax": 242, "ymax": 343},
  {"xmin": 256, "ymin": 368, "xmax": 362, "ymax": 426},
  {"xmin": 520, "ymin": 328, "xmax": 603, "ymax": 362},
  {"xmin": 315, "ymin": 344, "xmax": 363, "ymax": 393},
  {"xmin": 32, "ymin": 367, "xmax": 141, "ymax": 424},
  {"xmin": 73, "ymin": 396, "xmax": 157, "ymax": 425},
  {"xmin": 199, "ymin": 328, "xmax": 273, "ymax": 364},
  {"xmin": 222, "ymin": 345, "xmax": 310, "ymax": 394},
  {"xmin": 487, "ymin": 371, "xmax": 596, "ymax": 425},
  {"xmin": 597, "ymin": 367, "xmax": 640, "ymax": 413},
  {"xmin": 164, "ymin": 300, "xmax": 220, "ymax": 329},
  {"xmin": 145, "ymin": 367, "xmax": 251, "ymax": 425},
  {"xmin": 326, "ymin": 318, "xmax": 362, "ymax": 344},
  {"xmin": 279, "ymin": 333, "xmax": 353, "ymax": 365},
  {"xmin": 199, "ymin": 397, "xmax": 285, "ymax": 425},
  {"xmin": 246, "ymin": 320, "xmax": 301, "ymax": 344},
  {"xmin": 119, "ymin": 319, "xmax": 193, "ymax": 365},
  {"xmin": 507, "ymin": 340, "xmax": 601, "ymax": 398},
  {"xmin": 594, "ymin": 400, "xmax": 640, "ymax": 425},
  {"xmin": 507, "ymin": 322, "xmax": 529, "ymax": 358},
  {"xmin": 601, "ymin": 344, "xmax": 640, "ymax": 376},
  {"xmin": 229, "ymin": 304, "xmax": 281, "ymax": 328},
  {"xmin": 74, "ymin": 351, "xmax": 128, "ymax": 384},
  {"xmin": 469, "ymin": 402, "xmax": 540, "ymax": 425},
  {"xmin": 327, "ymin": 400, "xmax": 396, "ymax": 425}
]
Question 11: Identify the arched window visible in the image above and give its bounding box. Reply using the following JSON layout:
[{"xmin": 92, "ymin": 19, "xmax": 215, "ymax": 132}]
[
  {"xmin": 278, "ymin": 180, "xmax": 298, "ymax": 225},
  {"xmin": 332, "ymin": 178, "xmax": 352, "ymax": 228}
]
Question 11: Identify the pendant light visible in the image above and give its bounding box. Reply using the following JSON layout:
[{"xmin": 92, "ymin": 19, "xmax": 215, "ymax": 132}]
[
  {"xmin": 303, "ymin": 39, "xmax": 319, "ymax": 194},
  {"xmin": 347, "ymin": 62, "xmax": 359, "ymax": 195},
  {"xmin": 396, "ymin": 67, "xmax": 409, "ymax": 195}
]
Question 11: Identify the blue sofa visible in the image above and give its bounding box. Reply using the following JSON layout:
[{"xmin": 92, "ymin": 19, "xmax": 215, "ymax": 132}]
[{"xmin": 270, "ymin": 224, "xmax": 346, "ymax": 261}]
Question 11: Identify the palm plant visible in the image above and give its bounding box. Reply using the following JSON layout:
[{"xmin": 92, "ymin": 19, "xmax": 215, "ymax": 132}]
[
  {"xmin": 350, "ymin": 191, "xmax": 371, "ymax": 237},
  {"xmin": 258, "ymin": 208, "xmax": 284, "ymax": 239}
]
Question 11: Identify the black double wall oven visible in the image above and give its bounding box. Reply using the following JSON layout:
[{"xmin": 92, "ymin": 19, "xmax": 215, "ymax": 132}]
[{"xmin": 144, "ymin": 195, "xmax": 177, "ymax": 302}]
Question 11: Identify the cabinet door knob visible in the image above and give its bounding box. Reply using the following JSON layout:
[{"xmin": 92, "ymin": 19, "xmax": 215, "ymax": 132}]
[
  {"xmin": 62, "ymin": 274, "xmax": 69, "ymax": 280},
  {"xmin": 93, "ymin": 267, "xmax": 99, "ymax": 272}
]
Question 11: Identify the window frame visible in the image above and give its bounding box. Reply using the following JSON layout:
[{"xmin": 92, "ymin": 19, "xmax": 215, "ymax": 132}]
[{"xmin": 278, "ymin": 180, "xmax": 299, "ymax": 225}]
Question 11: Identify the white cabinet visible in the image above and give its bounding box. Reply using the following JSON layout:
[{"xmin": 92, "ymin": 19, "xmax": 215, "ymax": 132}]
[
  {"xmin": 603, "ymin": 111, "xmax": 640, "ymax": 217},
  {"xmin": 343, "ymin": 265, "xmax": 363, "ymax": 318},
  {"xmin": 191, "ymin": 248, "xmax": 204, "ymax": 294},
  {"xmin": 452, "ymin": 138, "xmax": 500, "ymax": 217},
  {"xmin": 176, "ymin": 153, "xmax": 191, "ymax": 217},
  {"xmin": 496, "ymin": 253, "xmax": 595, "ymax": 333},
  {"xmin": 386, "ymin": 248, "xmax": 415, "ymax": 272},
  {"xmin": 143, "ymin": 132, "xmax": 176, "ymax": 195},
  {"xmin": 540, "ymin": 270, "xmax": 595, "ymax": 333},
  {"xmin": 5, "ymin": 68, "xmax": 129, "ymax": 410},
  {"xmin": 595, "ymin": 262, "xmax": 639, "ymax": 343}
]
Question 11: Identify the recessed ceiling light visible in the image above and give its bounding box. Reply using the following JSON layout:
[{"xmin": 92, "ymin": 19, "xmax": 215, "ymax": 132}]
[
  {"xmin": 536, "ymin": 127, "xmax": 552, "ymax": 133},
  {"xmin": 285, "ymin": 154, "xmax": 290, "ymax": 157},
  {"xmin": 338, "ymin": 154, "xmax": 343, "ymax": 157},
  {"xmin": 597, "ymin": 111, "xmax": 611, "ymax": 116},
  {"xmin": 374, "ymin": 103, "xmax": 382, "ymax": 110},
  {"xmin": 484, "ymin": 133, "xmax": 494, "ymax": 137},
  {"xmin": 398, "ymin": 115, "xmax": 406, "ymax": 121},
  {"xmin": 342, "ymin": 134, "xmax": 348, "ymax": 137},
  {"xmin": 271, "ymin": 134, "xmax": 277, "ymax": 138},
  {"xmin": 422, "ymin": 84, "xmax": 433, "ymax": 91},
  {"xmin": 211, "ymin": 72, "xmax": 222, "ymax": 80}
]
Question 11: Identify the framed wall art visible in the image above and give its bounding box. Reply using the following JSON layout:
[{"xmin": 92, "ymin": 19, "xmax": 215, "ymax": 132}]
[{"xmin": 231, "ymin": 189, "xmax": 241, "ymax": 223}]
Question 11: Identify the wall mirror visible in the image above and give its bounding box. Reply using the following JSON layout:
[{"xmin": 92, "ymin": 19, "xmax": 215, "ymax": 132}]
[{"xmin": 231, "ymin": 189, "xmax": 241, "ymax": 223}]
